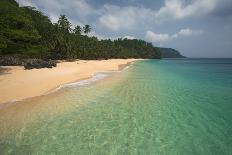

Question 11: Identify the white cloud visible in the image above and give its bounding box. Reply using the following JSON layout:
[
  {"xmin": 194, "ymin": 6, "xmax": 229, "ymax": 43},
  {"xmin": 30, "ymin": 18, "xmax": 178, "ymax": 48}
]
[
  {"xmin": 17, "ymin": 0, "xmax": 95, "ymax": 23},
  {"xmin": 98, "ymin": 5, "xmax": 153, "ymax": 31},
  {"xmin": 145, "ymin": 28, "xmax": 204, "ymax": 43},
  {"xmin": 97, "ymin": 0, "xmax": 223, "ymax": 31},
  {"xmin": 155, "ymin": 0, "xmax": 217, "ymax": 22},
  {"xmin": 17, "ymin": 0, "xmax": 152, "ymax": 31},
  {"xmin": 145, "ymin": 31, "xmax": 171, "ymax": 42},
  {"xmin": 97, "ymin": 0, "xmax": 224, "ymax": 30},
  {"xmin": 178, "ymin": 28, "xmax": 204, "ymax": 36},
  {"xmin": 17, "ymin": 0, "xmax": 38, "ymax": 8},
  {"xmin": 16, "ymin": 0, "xmax": 229, "ymax": 32}
]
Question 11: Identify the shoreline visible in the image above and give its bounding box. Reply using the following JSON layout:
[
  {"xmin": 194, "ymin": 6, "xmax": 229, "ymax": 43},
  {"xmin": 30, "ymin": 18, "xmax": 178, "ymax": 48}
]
[
  {"xmin": 47, "ymin": 61, "xmax": 134, "ymax": 94},
  {"xmin": 0, "ymin": 59, "xmax": 140, "ymax": 105}
]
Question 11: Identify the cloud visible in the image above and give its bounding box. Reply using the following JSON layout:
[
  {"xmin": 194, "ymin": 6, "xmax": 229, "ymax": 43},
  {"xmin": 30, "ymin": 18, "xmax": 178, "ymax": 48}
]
[
  {"xmin": 212, "ymin": 0, "xmax": 232, "ymax": 17},
  {"xmin": 16, "ymin": 0, "xmax": 232, "ymax": 32},
  {"xmin": 17, "ymin": 0, "xmax": 95, "ymax": 23},
  {"xmin": 98, "ymin": 5, "xmax": 153, "ymax": 31},
  {"xmin": 145, "ymin": 28, "xmax": 204, "ymax": 43},
  {"xmin": 145, "ymin": 31, "xmax": 171, "ymax": 42},
  {"xmin": 178, "ymin": 28, "xmax": 204, "ymax": 36},
  {"xmin": 17, "ymin": 0, "xmax": 38, "ymax": 8},
  {"xmin": 97, "ymin": 0, "xmax": 229, "ymax": 31},
  {"xmin": 155, "ymin": 0, "xmax": 217, "ymax": 22}
]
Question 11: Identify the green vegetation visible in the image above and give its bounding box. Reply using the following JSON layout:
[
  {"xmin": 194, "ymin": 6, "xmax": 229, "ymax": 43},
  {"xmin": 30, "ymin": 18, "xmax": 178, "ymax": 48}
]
[
  {"xmin": 159, "ymin": 47, "xmax": 185, "ymax": 58},
  {"xmin": 0, "ymin": 0, "xmax": 161, "ymax": 60}
]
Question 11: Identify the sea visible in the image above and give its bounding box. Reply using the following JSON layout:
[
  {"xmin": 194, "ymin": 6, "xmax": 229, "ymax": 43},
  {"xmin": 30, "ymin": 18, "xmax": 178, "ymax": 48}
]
[{"xmin": 0, "ymin": 58, "xmax": 231, "ymax": 154}]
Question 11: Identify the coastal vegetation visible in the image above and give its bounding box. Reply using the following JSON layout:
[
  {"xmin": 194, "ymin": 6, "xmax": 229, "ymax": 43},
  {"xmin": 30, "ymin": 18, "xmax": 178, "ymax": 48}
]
[
  {"xmin": 159, "ymin": 48, "xmax": 185, "ymax": 58},
  {"xmin": 0, "ymin": 0, "xmax": 161, "ymax": 64}
]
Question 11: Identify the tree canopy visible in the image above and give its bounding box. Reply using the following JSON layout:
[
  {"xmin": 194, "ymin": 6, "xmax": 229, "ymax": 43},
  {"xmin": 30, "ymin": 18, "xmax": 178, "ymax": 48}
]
[{"xmin": 0, "ymin": 0, "xmax": 161, "ymax": 60}]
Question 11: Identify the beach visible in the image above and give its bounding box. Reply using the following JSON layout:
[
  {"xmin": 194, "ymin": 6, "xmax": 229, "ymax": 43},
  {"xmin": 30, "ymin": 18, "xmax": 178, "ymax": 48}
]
[
  {"xmin": 0, "ymin": 59, "xmax": 231, "ymax": 154},
  {"xmin": 0, "ymin": 59, "xmax": 138, "ymax": 104}
]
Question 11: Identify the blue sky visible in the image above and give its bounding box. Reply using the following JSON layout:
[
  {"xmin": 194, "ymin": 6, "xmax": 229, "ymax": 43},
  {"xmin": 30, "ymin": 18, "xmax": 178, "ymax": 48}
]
[{"xmin": 17, "ymin": 0, "xmax": 232, "ymax": 58}]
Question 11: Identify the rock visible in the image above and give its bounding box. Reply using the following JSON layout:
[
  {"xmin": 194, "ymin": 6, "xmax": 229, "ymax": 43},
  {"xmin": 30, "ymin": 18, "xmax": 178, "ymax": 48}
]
[
  {"xmin": 24, "ymin": 59, "xmax": 57, "ymax": 69},
  {"xmin": 0, "ymin": 55, "xmax": 57, "ymax": 69},
  {"xmin": 0, "ymin": 55, "xmax": 25, "ymax": 66}
]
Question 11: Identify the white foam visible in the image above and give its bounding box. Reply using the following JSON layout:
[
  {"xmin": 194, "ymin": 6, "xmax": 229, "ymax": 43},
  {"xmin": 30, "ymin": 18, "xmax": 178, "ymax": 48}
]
[
  {"xmin": 55, "ymin": 72, "xmax": 109, "ymax": 90},
  {"xmin": 123, "ymin": 65, "xmax": 130, "ymax": 70},
  {"xmin": 54, "ymin": 63, "xmax": 132, "ymax": 91}
]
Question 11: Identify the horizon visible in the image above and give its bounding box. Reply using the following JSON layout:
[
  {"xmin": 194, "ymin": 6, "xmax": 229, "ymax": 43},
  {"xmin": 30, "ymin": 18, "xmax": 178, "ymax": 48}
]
[{"xmin": 16, "ymin": 0, "xmax": 232, "ymax": 58}]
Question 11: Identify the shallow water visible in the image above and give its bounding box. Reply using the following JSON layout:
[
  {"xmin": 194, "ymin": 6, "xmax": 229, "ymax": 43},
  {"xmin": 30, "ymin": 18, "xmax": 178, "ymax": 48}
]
[{"xmin": 0, "ymin": 59, "xmax": 232, "ymax": 154}]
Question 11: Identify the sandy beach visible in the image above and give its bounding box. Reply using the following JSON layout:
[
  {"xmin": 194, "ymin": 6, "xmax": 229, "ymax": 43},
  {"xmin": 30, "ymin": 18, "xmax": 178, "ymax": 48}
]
[{"xmin": 0, "ymin": 59, "xmax": 138, "ymax": 104}]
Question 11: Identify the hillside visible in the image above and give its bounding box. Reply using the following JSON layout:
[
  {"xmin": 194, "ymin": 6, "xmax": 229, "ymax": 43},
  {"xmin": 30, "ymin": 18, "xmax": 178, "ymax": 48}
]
[
  {"xmin": 0, "ymin": 0, "xmax": 161, "ymax": 61},
  {"xmin": 159, "ymin": 48, "xmax": 185, "ymax": 58}
]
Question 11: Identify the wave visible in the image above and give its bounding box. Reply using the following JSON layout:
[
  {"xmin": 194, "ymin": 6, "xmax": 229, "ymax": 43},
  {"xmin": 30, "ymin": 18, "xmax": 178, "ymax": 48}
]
[
  {"xmin": 55, "ymin": 72, "xmax": 109, "ymax": 90},
  {"xmin": 54, "ymin": 62, "xmax": 132, "ymax": 91}
]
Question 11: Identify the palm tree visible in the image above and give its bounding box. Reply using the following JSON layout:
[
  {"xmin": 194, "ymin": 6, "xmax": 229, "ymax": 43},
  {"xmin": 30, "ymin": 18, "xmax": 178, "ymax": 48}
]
[
  {"xmin": 57, "ymin": 15, "xmax": 72, "ymax": 58},
  {"xmin": 82, "ymin": 25, "xmax": 91, "ymax": 59},
  {"xmin": 73, "ymin": 25, "xmax": 82, "ymax": 35},
  {"xmin": 58, "ymin": 14, "xmax": 72, "ymax": 33},
  {"xmin": 83, "ymin": 25, "xmax": 91, "ymax": 35}
]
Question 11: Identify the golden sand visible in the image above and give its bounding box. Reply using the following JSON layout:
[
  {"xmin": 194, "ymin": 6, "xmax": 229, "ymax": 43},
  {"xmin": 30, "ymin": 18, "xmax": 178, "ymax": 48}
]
[{"xmin": 0, "ymin": 59, "xmax": 138, "ymax": 104}]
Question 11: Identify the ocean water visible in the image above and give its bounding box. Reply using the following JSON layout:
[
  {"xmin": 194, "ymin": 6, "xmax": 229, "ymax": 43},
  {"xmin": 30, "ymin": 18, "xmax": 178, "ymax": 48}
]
[{"xmin": 0, "ymin": 58, "xmax": 232, "ymax": 154}]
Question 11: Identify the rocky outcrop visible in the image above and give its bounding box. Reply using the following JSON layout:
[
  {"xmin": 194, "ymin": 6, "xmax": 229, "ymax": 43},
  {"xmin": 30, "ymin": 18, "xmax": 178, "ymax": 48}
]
[
  {"xmin": 24, "ymin": 59, "xmax": 56, "ymax": 69},
  {"xmin": 0, "ymin": 55, "xmax": 25, "ymax": 66},
  {"xmin": 0, "ymin": 55, "xmax": 57, "ymax": 69}
]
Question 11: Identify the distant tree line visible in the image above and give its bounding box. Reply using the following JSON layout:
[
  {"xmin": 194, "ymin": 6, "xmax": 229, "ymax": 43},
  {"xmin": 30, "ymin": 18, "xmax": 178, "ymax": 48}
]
[{"xmin": 0, "ymin": 0, "xmax": 161, "ymax": 60}]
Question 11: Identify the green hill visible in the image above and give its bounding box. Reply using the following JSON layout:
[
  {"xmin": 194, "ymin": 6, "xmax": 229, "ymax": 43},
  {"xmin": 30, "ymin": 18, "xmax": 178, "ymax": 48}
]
[
  {"xmin": 0, "ymin": 0, "xmax": 161, "ymax": 60},
  {"xmin": 159, "ymin": 48, "xmax": 185, "ymax": 58}
]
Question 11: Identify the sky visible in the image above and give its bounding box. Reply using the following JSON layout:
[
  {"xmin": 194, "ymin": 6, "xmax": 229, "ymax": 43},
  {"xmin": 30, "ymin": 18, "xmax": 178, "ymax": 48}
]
[{"xmin": 16, "ymin": 0, "xmax": 232, "ymax": 58}]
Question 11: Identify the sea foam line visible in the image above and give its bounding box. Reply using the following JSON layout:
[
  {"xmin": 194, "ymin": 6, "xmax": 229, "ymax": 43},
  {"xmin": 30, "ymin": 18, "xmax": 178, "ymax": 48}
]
[
  {"xmin": 55, "ymin": 72, "xmax": 109, "ymax": 90},
  {"xmin": 54, "ymin": 62, "xmax": 132, "ymax": 91}
]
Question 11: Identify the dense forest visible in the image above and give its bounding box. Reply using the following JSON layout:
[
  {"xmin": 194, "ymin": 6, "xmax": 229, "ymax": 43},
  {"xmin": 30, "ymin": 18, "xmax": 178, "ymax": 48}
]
[{"xmin": 0, "ymin": 0, "xmax": 161, "ymax": 61}]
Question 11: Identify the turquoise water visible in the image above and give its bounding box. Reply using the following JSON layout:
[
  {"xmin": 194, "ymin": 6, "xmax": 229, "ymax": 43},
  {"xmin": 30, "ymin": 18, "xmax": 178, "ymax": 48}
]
[{"xmin": 0, "ymin": 59, "xmax": 232, "ymax": 154}]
